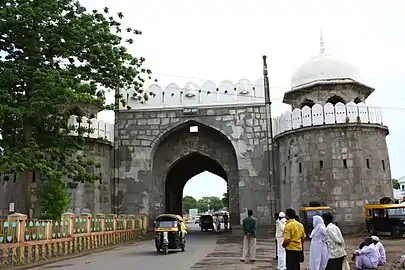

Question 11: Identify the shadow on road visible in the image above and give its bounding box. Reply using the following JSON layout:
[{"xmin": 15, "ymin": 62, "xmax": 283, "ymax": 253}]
[
  {"xmin": 42, "ymin": 264, "xmax": 76, "ymax": 269},
  {"xmin": 121, "ymin": 248, "xmax": 187, "ymax": 257}
]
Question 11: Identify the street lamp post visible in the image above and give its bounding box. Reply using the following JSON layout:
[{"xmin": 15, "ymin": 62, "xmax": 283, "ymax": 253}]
[{"xmin": 262, "ymin": 55, "xmax": 278, "ymax": 223}]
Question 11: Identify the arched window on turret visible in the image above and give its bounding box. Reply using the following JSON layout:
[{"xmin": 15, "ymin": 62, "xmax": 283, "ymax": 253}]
[
  {"xmin": 326, "ymin": 95, "xmax": 346, "ymax": 105},
  {"xmin": 353, "ymin": 97, "xmax": 362, "ymax": 104},
  {"xmin": 300, "ymin": 98, "xmax": 315, "ymax": 109}
]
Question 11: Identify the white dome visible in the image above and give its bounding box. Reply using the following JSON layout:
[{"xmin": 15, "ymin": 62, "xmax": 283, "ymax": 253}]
[{"xmin": 291, "ymin": 53, "xmax": 363, "ymax": 90}]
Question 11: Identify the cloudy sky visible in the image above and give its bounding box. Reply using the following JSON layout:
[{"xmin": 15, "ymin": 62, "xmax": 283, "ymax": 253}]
[{"xmin": 81, "ymin": 0, "xmax": 405, "ymax": 199}]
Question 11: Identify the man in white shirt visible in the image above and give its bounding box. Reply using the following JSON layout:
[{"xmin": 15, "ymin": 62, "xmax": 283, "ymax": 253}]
[
  {"xmin": 352, "ymin": 237, "xmax": 379, "ymax": 269},
  {"xmin": 371, "ymin": 235, "xmax": 386, "ymax": 266},
  {"xmin": 322, "ymin": 213, "xmax": 346, "ymax": 270},
  {"xmin": 275, "ymin": 211, "xmax": 287, "ymax": 270}
]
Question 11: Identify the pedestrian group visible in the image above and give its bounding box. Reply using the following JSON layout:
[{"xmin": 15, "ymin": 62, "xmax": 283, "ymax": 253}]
[{"xmin": 240, "ymin": 209, "xmax": 387, "ymax": 270}]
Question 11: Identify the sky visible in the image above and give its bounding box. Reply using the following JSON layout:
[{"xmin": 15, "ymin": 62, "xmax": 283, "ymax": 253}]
[{"xmin": 79, "ymin": 0, "xmax": 405, "ymax": 199}]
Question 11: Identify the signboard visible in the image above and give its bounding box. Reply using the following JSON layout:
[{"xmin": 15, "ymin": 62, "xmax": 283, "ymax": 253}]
[
  {"xmin": 189, "ymin": 208, "xmax": 198, "ymax": 218},
  {"xmin": 9, "ymin": 202, "xmax": 15, "ymax": 213},
  {"xmin": 183, "ymin": 107, "xmax": 198, "ymax": 115}
]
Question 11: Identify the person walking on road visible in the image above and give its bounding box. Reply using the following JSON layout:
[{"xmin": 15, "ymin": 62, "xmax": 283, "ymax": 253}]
[
  {"xmin": 240, "ymin": 209, "xmax": 257, "ymax": 263},
  {"xmin": 276, "ymin": 211, "xmax": 287, "ymax": 270},
  {"xmin": 282, "ymin": 208, "xmax": 306, "ymax": 270}
]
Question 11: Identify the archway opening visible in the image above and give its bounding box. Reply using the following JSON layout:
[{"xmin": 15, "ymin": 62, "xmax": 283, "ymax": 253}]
[
  {"xmin": 183, "ymin": 171, "xmax": 228, "ymax": 215},
  {"xmin": 166, "ymin": 152, "xmax": 228, "ymax": 217},
  {"xmin": 152, "ymin": 120, "xmax": 240, "ymax": 225},
  {"xmin": 300, "ymin": 98, "xmax": 315, "ymax": 108},
  {"xmin": 326, "ymin": 95, "xmax": 346, "ymax": 105}
]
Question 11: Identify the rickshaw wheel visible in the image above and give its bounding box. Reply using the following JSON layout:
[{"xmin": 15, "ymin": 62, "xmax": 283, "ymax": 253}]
[
  {"xmin": 391, "ymin": 228, "xmax": 401, "ymax": 238},
  {"xmin": 181, "ymin": 244, "xmax": 185, "ymax": 252},
  {"xmin": 163, "ymin": 246, "xmax": 168, "ymax": 255},
  {"xmin": 368, "ymin": 224, "xmax": 377, "ymax": 235}
]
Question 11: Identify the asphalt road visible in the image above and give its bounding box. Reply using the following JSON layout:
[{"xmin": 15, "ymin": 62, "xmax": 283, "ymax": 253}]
[{"xmin": 31, "ymin": 223, "xmax": 219, "ymax": 270}]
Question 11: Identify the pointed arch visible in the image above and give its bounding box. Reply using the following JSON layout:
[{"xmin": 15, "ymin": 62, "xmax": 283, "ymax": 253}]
[
  {"xmin": 353, "ymin": 97, "xmax": 362, "ymax": 104},
  {"xmin": 326, "ymin": 95, "xmax": 346, "ymax": 105},
  {"xmin": 300, "ymin": 98, "xmax": 315, "ymax": 109},
  {"xmin": 151, "ymin": 119, "xmax": 240, "ymax": 225},
  {"xmin": 150, "ymin": 119, "xmax": 236, "ymax": 159}
]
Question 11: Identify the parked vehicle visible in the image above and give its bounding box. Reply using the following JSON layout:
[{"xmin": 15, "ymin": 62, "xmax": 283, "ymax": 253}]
[
  {"xmin": 299, "ymin": 205, "xmax": 334, "ymax": 237},
  {"xmin": 365, "ymin": 202, "xmax": 405, "ymax": 237},
  {"xmin": 199, "ymin": 214, "xmax": 214, "ymax": 231}
]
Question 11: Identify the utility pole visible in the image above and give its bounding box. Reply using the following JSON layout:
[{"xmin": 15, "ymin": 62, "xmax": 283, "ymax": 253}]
[
  {"xmin": 262, "ymin": 55, "xmax": 278, "ymax": 223},
  {"xmin": 113, "ymin": 85, "xmax": 120, "ymax": 215}
]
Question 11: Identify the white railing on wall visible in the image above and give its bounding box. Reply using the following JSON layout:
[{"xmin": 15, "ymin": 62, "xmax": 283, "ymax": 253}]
[
  {"xmin": 273, "ymin": 102, "xmax": 384, "ymax": 136},
  {"xmin": 67, "ymin": 115, "xmax": 114, "ymax": 143},
  {"xmin": 119, "ymin": 78, "xmax": 265, "ymax": 109}
]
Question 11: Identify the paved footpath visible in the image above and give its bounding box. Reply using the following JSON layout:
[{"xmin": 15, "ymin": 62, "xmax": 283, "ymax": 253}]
[
  {"xmin": 191, "ymin": 232, "xmax": 274, "ymax": 269},
  {"xmin": 191, "ymin": 228, "xmax": 313, "ymax": 270}
]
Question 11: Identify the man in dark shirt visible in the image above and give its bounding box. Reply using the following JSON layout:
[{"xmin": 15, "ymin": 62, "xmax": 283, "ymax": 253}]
[
  {"xmin": 223, "ymin": 212, "xmax": 229, "ymax": 231},
  {"xmin": 240, "ymin": 209, "xmax": 257, "ymax": 263}
]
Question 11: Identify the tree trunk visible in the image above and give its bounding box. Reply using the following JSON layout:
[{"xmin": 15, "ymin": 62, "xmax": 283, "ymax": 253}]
[{"xmin": 19, "ymin": 171, "xmax": 32, "ymax": 216}]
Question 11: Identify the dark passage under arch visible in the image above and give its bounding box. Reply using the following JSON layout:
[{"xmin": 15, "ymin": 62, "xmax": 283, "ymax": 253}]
[
  {"xmin": 152, "ymin": 120, "xmax": 240, "ymax": 225},
  {"xmin": 300, "ymin": 98, "xmax": 315, "ymax": 108},
  {"xmin": 326, "ymin": 95, "xmax": 346, "ymax": 105},
  {"xmin": 165, "ymin": 152, "xmax": 227, "ymax": 215}
]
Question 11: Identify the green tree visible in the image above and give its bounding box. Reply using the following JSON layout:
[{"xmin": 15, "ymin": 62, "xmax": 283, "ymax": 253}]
[
  {"xmin": 197, "ymin": 196, "xmax": 223, "ymax": 212},
  {"xmin": 38, "ymin": 177, "xmax": 71, "ymax": 220},
  {"xmin": 0, "ymin": 0, "xmax": 151, "ymax": 218},
  {"xmin": 221, "ymin": 192, "xmax": 229, "ymax": 208},
  {"xmin": 393, "ymin": 179, "xmax": 400, "ymax": 189},
  {"xmin": 182, "ymin": 196, "xmax": 197, "ymax": 214}
]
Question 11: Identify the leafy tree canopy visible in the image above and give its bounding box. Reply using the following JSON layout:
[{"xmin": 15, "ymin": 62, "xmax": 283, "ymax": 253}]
[
  {"xmin": 197, "ymin": 196, "xmax": 223, "ymax": 213},
  {"xmin": 182, "ymin": 196, "xmax": 197, "ymax": 214},
  {"xmin": 0, "ymin": 0, "xmax": 151, "ymax": 217},
  {"xmin": 393, "ymin": 179, "xmax": 400, "ymax": 189},
  {"xmin": 221, "ymin": 192, "xmax": 229, "ymax": 208}
]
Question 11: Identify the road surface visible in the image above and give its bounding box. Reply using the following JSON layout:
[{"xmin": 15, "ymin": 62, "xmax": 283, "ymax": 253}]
[{"xmin": 31, "ymin": 223, "xmax": 218, "ymax": 270}]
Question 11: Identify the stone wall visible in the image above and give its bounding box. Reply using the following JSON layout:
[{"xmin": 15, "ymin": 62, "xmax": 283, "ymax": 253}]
[
  {"xmin": 67, "ymin": 140, "xmax": 113, "ymax": 215},
  {"xmin": 0, "ymin": 139, "xmax": 113, "ymax": 218},
  {"xmin": 115, "ymin": 104, "xmax": 274, "ymax": 225},
  {"xmin": 275, "ymin": 123, "xmax": 392, "ymax": 233}
]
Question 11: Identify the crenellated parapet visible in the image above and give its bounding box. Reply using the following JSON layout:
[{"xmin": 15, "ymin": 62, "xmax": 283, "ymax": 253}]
[
  {"xmin": 119, "ymin": 78, "xmax": 265, "ymax": 110},
  {"xmin": 67, "ymin": 115, "xmax": 114, "ymax": 143},
  {"xmin": 273, "ymin": 102, "xmax": 385, "ymax": 137}
]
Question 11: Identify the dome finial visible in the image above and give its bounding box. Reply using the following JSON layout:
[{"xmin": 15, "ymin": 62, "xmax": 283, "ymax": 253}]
[{"xmin": 320, "ymin": 29, "xmax": 325, "ymax": 53}]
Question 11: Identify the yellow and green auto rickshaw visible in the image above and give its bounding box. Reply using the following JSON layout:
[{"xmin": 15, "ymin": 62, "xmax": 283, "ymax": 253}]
[
  {"xmin": 299, "ymin": 205, "xmax": 334, "ymax": 237},
  {"xmin": 365, "ymin": 202, "xmax": 405, "ymax": 237},
  {"xmin": 154, "ymin": 214, "xmax": 187, "ymax": 255}
]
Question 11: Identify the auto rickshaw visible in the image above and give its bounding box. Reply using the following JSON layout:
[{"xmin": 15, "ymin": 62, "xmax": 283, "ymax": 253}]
[
  {"xmin": 199, "ymin": 214, "xmax": 214, "ymax": 231},
  {"xmin": 154, "ymin": 214, "xmax": 187, "ymax": 255},
  {"xmin": 299, "ymin": 205, "xmax": 334, "ymax": 237},
  {"xmin": 365, "ymin": 201, "xmax": 405, "ymax": 237}
]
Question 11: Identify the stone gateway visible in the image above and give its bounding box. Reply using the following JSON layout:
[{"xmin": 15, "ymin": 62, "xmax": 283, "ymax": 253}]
[
  {"xmin": 0, "ymin": 42, "xmax": 393, "ymax": 233},
  {"xmin": 115, "ymin": 98, "xmax": 273, "ymax": 226}
]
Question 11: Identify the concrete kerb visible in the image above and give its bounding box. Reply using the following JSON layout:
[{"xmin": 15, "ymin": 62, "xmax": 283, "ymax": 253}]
[{"xmin": 8, "ymin": 234, "xmax": 154, "ymax": 270}]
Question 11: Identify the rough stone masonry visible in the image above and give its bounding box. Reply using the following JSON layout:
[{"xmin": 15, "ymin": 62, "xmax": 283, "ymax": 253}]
[{"xmin": 114, "ymin": 104, "xmax": 274, "ymax": 225}]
